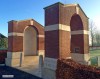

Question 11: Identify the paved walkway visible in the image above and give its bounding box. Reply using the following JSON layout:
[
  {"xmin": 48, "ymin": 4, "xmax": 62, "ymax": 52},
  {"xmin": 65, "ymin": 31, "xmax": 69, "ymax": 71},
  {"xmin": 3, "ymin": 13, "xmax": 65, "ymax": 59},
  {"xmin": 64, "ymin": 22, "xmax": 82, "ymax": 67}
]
[
  {"xmin": 16, "ymin": 64, "xmax": 42, "ymax": 77},
  {"xmin": 0, "ymin": 66, "xmax": 42, "ymax": 79},
  {"xmin": 15, "ymin": 56, "xmax": 42, "ymax": 77}
]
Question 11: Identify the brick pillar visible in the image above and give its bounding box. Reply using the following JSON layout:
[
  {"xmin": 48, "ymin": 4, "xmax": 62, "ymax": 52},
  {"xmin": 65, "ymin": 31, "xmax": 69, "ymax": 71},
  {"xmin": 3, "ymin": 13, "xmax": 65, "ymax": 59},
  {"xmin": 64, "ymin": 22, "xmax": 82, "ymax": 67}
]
[
  {"xmin": 70, "ymin": 14, "xmax": 90, "ymax": 65},
  {"xmin": 6, "ymin": 20, "xmax": 23, "ymax": 66},
  {"xmin": 43, "ymin": 2, "xmax": 71, "ymax": 79}
]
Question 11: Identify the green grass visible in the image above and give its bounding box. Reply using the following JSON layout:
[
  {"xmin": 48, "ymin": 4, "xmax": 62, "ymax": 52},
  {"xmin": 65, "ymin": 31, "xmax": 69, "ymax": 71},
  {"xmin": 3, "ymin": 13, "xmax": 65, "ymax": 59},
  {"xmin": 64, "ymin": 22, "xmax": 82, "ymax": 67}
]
[
  {"xmin": 90, "ymin": 49, "xmax": 100, "ymax": 66},
  {"xmin": 90, "ymin": 49, "xmax": 100, "ymax": 57}
]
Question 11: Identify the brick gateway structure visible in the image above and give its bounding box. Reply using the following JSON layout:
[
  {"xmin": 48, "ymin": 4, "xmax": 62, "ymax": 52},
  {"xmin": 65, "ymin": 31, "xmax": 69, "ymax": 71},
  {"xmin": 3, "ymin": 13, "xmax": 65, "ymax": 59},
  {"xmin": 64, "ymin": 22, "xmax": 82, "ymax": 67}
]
[
  {"xmin": 6, "ymin": 19, "xmax": 44, "ymax": 66},
  {"xmin": 6, "ymin": 2, "xmax": 90, "ymax": 79},
  {"xmin": 43, "ymin": 2, "xmax": 89, "ymax": 79}
]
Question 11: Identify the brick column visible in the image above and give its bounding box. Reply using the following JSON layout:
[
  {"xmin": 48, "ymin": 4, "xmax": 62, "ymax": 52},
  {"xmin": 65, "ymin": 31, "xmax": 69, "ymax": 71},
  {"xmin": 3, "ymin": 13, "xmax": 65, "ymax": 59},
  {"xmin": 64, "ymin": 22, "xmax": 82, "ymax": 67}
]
[
  {"xmin": 43, "ymin": 2, "xmax": 71, "ymax": 79},
  {"xmin": 38, "ymin": 35, "xmax": 45, "ymax": 57},
  {"xmin": 6, "ymin": 20, "xmax": 23, "ymax": 66}
]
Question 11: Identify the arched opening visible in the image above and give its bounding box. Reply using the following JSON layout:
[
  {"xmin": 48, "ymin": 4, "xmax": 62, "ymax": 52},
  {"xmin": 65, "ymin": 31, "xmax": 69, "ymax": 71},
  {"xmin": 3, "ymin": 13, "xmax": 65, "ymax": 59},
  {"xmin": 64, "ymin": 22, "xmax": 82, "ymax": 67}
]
[
  {"xmin": 23, "ymin": 26, "xmax": 37, "ymax": 56},
  {"xmin": 70, "ymin": 14, "xmax": 83, "ymax": 31},
  {"xmin": 70, "ymin": 14, "xmax": 90, "ymax": 64},
  {"xmin": 70, "ymin": 14, "xmax": 84, "ymax": 55}
]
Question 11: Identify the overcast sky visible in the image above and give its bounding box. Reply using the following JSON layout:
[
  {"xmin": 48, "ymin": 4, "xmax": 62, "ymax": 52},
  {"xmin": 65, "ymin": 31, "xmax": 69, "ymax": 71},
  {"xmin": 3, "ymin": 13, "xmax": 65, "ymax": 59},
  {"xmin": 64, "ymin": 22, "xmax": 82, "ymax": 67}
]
[{"xmin": 0, "ymin": 0, "xmax": 100, "ymax": 36}]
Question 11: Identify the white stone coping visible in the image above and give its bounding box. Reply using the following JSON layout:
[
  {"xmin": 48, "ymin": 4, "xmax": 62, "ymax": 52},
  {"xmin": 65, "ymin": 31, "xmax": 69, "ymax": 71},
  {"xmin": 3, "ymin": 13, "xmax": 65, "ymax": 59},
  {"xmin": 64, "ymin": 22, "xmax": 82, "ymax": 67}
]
[
  {"xmin": 7, "ymin": 52, "xmax": 23, "ymax": 59},
  {"xmin": 30, "ymin": 20, "xmax": 34, "ymax": 25},
  {"xmin": 71, "ymin": 30, "xmax": 89, "ymax": 35},
  {"xmin": 44, "ymin": 57, "xmax": 57, "ymax": 70},
  {"xmin": 38, "ymin": 35, "xmax": 45, "ymax": 38},
  {"xmin": 8, "ymin": 32, "xmax": 44, "ymax": 37},
  {"xmin": 76, "ymin": 6, "xmax": 79, "ymax": 14},
  {"xmin": 38, "ymin": 50, "xmax": 45, "ymax": 52},
  {"xmin": 45, "ymin": 24, "xmax": 70, "ymax": 31},
  {"xmin": 64, "ymin": 4, "xmax": 77, "ymax": 7},
  {"xmin": 7, "ymin": 50, "xmax": 44, "ymax": 59},
  {"xmin": 8, "ymin": 33, "xmax": 23, "ymax": 36},
  {"xmin": 38, "ymin": 50, "xmax": 45, "ymax": 57}
]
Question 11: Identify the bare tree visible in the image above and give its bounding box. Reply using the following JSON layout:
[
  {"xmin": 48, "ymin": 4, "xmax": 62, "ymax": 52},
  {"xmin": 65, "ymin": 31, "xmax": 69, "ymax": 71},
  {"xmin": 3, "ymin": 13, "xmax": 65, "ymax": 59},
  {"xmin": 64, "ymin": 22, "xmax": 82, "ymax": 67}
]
[
  {"xmin": 89, "ymin": 20, "xmax": 96, "ymax": 47},
  {"xmin": 95, "ymin": 31, "xmax": 100, "ymax": 46}
]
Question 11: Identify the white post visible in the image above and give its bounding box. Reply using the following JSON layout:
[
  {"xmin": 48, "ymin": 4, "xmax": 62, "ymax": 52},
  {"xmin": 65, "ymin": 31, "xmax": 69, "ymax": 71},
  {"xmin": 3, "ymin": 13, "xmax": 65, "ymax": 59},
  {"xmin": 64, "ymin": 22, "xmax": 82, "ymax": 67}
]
[
  {"xmin": 98, "ymin": 56, "xmax": 100, "ymax": 66},
  {"xmin": 39, "ymin": 55, "xmax": 43, "ymax": 77},
  {"xmin": 20, "ymin": 52, "xmax": 22, "ymax": 67}
]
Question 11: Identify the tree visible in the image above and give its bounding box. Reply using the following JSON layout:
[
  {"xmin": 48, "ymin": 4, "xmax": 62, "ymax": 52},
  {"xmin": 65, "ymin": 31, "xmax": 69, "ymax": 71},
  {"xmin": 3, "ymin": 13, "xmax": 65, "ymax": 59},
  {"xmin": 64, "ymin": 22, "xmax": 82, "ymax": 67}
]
[
  {"xmin": 95, "ymin": 31, "xmax": 100, "ymax": 46},
  {"xmin": 0, "ymin": 38, "xmax": 8, "ymax": 49},
  {"xmin": 89, "ymin": 20, "xmax": 96, "ymax": 47}
]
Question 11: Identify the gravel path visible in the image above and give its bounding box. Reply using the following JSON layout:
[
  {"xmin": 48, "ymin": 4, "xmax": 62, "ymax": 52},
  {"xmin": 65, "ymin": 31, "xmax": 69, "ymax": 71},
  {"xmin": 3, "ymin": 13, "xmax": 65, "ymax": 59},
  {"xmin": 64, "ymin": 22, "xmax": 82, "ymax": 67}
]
[{"xmin": 0, "ymin": 66, "xmax": 42, "ymax": 79}]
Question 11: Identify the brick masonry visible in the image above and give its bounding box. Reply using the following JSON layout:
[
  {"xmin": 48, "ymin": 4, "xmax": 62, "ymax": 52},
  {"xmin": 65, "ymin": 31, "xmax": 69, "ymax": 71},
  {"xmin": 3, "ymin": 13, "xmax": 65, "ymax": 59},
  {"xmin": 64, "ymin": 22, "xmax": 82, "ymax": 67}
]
[
  {"xmin": 44, "ymin": 2, "xmax": 89, "ymax": 59},
  {"xmin": 45, "ymin": 30, "xmax": 59, "ymax": 58},
  {"xmin": 43, "ymin": 3, "xmax": 89, "ymax": 79},
  {"xmin": 7, "ymin": 2, "xmax": 89, "ymax": 64},
  {"xmin": 8, "ymin": 19, "xmax": 44, "ymax": 52},
  {"xmin": 6, "ymin": 19, "xmax": 45, "ymax": 67},
  {"xmin": 6, "ymin": 2, "xmax": 90, "ymax": 79}
]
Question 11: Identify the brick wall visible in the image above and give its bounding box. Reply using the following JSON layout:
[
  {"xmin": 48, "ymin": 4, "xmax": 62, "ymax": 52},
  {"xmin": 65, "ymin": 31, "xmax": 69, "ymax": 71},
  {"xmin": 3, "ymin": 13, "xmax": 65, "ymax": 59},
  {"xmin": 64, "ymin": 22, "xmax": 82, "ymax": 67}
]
[
  {"xmin": 44, "ymin": 2, "xmax": 89, "ymax": 60},
  {"xmin": 8, "ymin": 19, "xmax": 44, "ymax": 52},
  {"xmin": 56, "ymin": 59, "xmax": 100, "ymax": 79},
  {"xmin": 0, "ymin": 50, "xmax": 7, "ymax": 64}
]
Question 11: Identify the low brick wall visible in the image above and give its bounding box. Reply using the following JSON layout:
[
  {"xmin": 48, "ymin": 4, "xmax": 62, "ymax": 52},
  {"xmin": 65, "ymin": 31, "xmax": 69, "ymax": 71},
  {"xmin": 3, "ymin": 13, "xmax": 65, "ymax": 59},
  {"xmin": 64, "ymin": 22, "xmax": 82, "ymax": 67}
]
[
  {"xmin": 0, "ymin": 50, "xmax": 7, "ymax": 64},
  {"xmin": 56, "ymin": 59, "xmax": 100, "ymax": 79}
]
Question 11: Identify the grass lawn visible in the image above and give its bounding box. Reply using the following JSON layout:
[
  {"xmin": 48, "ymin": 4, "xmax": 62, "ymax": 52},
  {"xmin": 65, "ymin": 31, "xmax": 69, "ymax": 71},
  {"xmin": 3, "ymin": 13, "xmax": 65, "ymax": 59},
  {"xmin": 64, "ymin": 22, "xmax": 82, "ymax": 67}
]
[
  {"xmin": 90, "ymin": 49, "xmax": 100, "ymax": 66},
  {"xmin": 90, "ymin": 49, "xmax": 100, "ymax": 57}
]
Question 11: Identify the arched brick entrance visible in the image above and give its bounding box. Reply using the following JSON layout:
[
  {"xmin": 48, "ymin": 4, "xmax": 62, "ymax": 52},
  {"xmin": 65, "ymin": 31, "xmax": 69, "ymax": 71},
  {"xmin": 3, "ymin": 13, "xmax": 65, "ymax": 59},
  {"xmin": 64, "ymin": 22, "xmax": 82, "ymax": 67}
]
[
  {"xmin": 70, "ymin": 14, "xmax": 89, "ymax": 64},
  {"xmin": 6, "ymin": 19, "xmax": 44, "ymax": 67}
]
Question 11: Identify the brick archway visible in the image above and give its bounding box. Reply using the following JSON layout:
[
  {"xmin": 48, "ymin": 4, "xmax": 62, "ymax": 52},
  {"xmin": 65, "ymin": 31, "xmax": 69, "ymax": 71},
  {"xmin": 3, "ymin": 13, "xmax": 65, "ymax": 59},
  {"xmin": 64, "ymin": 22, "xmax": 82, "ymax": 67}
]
[
  {"xmin": 6, "ymin": 19, "xmax": 44, "ymax": 66},
  {"xmin": 70, "ymin": 14, "xmax": 83, "ymax": 31},
  {"xmin": 70, "ymin": 14, "xmax": 88, "ymax": 64},
  {"xmin": 70, "ymin": 14, "xmax": 84, "ymax": 54}
]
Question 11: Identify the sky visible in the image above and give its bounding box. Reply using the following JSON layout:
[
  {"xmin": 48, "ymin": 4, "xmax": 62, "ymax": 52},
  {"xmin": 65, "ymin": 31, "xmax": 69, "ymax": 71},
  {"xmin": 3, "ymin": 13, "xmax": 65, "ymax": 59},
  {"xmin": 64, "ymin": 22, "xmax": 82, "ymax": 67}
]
[{"xmin": 0, "ymin": 0, "xmax": 100, "ymax": 36}]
